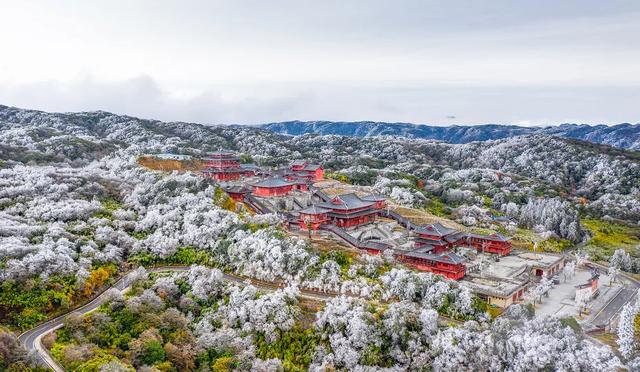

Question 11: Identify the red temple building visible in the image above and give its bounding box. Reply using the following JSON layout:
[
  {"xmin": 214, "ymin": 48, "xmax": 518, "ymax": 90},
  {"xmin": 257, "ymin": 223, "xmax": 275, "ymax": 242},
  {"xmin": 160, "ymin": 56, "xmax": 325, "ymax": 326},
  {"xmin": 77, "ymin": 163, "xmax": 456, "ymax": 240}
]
[
  {"xmin": 202, "ymin": 151, "xmax": 244, "ymax": 181},
  {"xmin": 240, "ymin": 163, "xmax": 262, "ymax": 177},
  {"xmin": 298, "ymin": 205, "xmax": 330, "ymax": 230},
  {"xmin": 394, "ymin": 250, "xmax": 466, "ymax": 280},
  {"xmin": 315, "ymin": 193, "xmax": 378, "ymax": 228},
  {"xmin": 252, "ymin": 177, "xmax": 295, "ymax": 197},
  {"xmin": 413, "ymin": 222, "xmax": 512, "ymax": 256},
  {"xmin": 289, "ymin": 160, "xmax": 324, "ymax": 181},
  {"xmin": 290, "ymin": 178, "xmax": 310, "ymax": 192},
  {"xmin": 221, "ymin": 185, "xmax": 250, "ymax": 201},
  {"xmin": 462, "ymin": 233, "xmax": 512, "ymax": 255}
]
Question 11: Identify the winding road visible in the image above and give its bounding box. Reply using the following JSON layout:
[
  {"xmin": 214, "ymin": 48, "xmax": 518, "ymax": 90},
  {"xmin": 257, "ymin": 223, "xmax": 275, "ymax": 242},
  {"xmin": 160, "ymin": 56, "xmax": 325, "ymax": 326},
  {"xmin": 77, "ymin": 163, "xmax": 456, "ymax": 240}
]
[
  {"xmin": 21, "ymin": 260, "xmax": 638, "ymax": 371},
  {"xmin": 18, "ymin": 266, "xmax": 334, "ymax": 371}
]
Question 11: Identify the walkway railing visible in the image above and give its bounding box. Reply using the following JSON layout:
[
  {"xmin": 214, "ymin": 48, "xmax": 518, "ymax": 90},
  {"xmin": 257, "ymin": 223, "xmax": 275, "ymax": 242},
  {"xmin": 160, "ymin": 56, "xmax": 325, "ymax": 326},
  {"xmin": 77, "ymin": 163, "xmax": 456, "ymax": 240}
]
[
  {"xmin": 292, "ymin": 197, "xmax": 305, "ymax": 209},
  {"xmin": 310, "ymin": 186, "xmax": 332, "ymax": 202},
  {"xmin": 319, "ymin": 224, "xmax": 392, "ymax": 251},
  {"xmin": 244, "ymin": 194, "xmax": 272, "ymax": 214},
  {"xmin": 378, "ymin": 209, "xmax": 415, "ymax": 230}
]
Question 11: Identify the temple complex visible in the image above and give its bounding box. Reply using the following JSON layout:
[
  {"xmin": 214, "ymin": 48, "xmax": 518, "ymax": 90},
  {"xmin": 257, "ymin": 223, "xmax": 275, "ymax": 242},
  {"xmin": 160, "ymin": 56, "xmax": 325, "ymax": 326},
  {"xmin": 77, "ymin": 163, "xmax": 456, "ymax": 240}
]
[{"xmin": 197, "ymin": 150, "xmax": 520, "ymax": 285}]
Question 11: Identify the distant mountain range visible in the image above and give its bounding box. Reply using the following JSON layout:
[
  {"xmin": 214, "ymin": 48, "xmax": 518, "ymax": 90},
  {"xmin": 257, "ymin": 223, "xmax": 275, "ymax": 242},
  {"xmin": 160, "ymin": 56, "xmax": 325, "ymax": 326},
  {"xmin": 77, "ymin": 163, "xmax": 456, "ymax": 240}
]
[{"xmin": 261, "ymin": 121, "xmax": 640, "ymax": 151}]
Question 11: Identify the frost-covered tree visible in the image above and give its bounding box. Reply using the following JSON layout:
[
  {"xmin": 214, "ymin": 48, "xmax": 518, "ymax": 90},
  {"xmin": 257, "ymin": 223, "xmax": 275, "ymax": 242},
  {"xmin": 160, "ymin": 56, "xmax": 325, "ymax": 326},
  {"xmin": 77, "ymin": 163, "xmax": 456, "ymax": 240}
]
[
  {"xmin": 618, "ymin": 291, "xmax": 640, "ymax": 361},
  {"xmin": 611, "ymin": 249, "xmax": 632, "ymax": 272},
  {"xmin": 563, "ymin": 261, "xmax": 576, "ymax": 282},
  {"xmin": 519, "ymin": 198, "xmax": 584, "ymax": 242}
]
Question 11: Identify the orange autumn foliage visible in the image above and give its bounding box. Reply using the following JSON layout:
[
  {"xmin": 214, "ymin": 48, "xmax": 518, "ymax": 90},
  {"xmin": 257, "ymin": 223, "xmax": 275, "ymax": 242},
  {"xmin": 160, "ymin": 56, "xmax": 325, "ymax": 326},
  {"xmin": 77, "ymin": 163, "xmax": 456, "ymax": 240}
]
[
  {"xmin": 82, "ymin": 267, "xmax": 113, "ymax": 297},
  {"xmin": 137, "ymin": 156, "xmax": 204, "ymax": 172}
]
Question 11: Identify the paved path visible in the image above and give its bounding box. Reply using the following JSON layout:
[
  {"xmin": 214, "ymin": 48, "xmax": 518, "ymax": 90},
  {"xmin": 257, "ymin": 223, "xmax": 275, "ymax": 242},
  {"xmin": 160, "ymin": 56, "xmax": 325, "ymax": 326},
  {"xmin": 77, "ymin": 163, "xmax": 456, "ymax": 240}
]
[
  {"xmin": 587, "ymin": 261, "xmax": 640, "ymax": 329},
  {"xmin": 18, "ymin": 264, "xmax": 461, "ymax": 371},
  {"xmin": 17, "ymin": 265, "xmax": 340, "ymax": 371},
  {"xmin": 591, "ymin": 287, "xmax": 636, "ymax": 327}
]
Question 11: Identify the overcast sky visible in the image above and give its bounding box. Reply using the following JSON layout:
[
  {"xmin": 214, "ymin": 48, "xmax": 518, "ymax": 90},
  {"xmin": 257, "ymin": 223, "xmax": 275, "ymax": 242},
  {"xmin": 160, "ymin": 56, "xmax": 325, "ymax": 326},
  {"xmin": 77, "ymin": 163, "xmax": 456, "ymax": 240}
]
[{"xmin": 0, "ymin": 0, "xmax": 638, "ymax": 125}]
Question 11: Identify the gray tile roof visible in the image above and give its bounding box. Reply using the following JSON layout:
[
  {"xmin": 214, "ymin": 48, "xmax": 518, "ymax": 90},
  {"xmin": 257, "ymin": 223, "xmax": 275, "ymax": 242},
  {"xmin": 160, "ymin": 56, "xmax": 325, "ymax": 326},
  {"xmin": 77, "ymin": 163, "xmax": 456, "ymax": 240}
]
[
  {"xmin": 414, "ymin": 237, "xmax": 449, "ymax": 246},
  {"xmin": 240, "ymin": 163, "xmax": 260, "ymax": 170},
  {"xmin": 414, "ymin": 222, "xmax": 457, "ymax": 237},
  {"xmin": 221, "ymin": 185, "xmax": 250, "ymax": 193},
  {"xmin": 361, "ymin": 194, "xmax": 386, "ymax": 202},
  {"xmin": 317, "ymin": 193, "xmax": 375, "ymax": 210},
  {"xmin": 436, "ymin": 252, "xmax": 466, "ymax": 265},
  {"xmin": 401, "ymin": 250, "xmax": 466, "ymax": 265},
  {"xmin": 302, "ymin": 163, "xmax": 322, "ymax": 171},
  {"xmin": 444, "ymin": 232, "xmax": 467, "ymax": 243},
  {"xmin": 252, "ymin": 177, "xmax": 294, "ymax": 188}
]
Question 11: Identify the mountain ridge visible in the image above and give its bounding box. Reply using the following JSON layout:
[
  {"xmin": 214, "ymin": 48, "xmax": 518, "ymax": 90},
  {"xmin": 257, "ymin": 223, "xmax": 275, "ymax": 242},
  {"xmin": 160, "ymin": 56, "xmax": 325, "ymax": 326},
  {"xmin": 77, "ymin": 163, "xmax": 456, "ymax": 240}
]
[
  {"xmin": 2, "ymin": 104, "xmax": 637, "ymax": 151},
  {"xmin": 261, "ymin": 120, "xmax": 640, "ymax": 151}
]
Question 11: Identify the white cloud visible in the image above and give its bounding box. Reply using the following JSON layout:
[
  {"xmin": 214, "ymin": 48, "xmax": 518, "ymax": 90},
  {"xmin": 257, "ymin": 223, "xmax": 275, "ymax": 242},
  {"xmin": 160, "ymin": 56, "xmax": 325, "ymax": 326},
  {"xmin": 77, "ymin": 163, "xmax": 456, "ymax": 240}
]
[
  {"xmin": 1, "ymin": 77, "xmax": 637, "ymax": 125},
  {"xmin": 0, "ymin": 1, "xmax": 638, "ymax": 125}
]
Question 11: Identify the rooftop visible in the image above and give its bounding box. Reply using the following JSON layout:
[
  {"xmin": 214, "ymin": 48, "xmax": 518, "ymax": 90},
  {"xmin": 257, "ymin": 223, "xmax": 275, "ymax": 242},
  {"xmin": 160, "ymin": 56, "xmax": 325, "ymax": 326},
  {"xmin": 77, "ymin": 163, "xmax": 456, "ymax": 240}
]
[
  {"xmin": 317, "ymin": 193, "xmax": 375, "ymax": 210},
  {"xmin": 414, "ymin": 222, "xmax": 458, "ymax": 237},
  {"xmin": 221, "ymin": 185, "xmax": 250, "ymax": 193},
  {"xmin": 467, "ymin": 251, "xmax": 564, "ymax": 279},
  {"xmin": 252, "ymin": 177, "xmax": 295, "ymax": 188},
  {"xmin": 444, "ymin": 231, "xmax": 468, "ymax": 243},
  {"xmin": 398, "ymin": 248, "xmax": 466, "ymax": 265},
  {"xmin": 361, "ymin": 194, "xmax": 387, "ymax": 202},
  {"xmin": 414, "ymin": 237, "xmax": 449, "ymax": 246},
  {"xmin": 240, "ymin": 163, "xmax": 260, "ymax": 170},
  {"xmin": 466, "ymin": 232, "xmax": 511, "ymax": 242},
  {"xmin": 462, "ymin": 275, "xmax": 527, "ymax": 297},
  {"xmin": 302, "ymin": 163, "xmax": 322, "ymax": 171}
]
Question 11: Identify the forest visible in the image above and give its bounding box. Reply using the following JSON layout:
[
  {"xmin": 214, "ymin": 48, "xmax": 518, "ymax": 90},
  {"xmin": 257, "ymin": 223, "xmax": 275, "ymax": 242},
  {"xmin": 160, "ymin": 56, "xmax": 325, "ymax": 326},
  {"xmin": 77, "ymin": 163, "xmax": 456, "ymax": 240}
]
[{"xmin": 1, "ymin": 105, "xmax": 639, "ymax": 370}]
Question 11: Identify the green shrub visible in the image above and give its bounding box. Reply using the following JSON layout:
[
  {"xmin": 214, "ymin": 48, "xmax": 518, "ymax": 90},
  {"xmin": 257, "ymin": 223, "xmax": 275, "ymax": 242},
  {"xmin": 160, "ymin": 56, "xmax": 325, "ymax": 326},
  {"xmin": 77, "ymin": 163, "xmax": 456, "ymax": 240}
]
[{"xmin": 139, "ymin": 340, "xmax": 165, "ymax": 366}]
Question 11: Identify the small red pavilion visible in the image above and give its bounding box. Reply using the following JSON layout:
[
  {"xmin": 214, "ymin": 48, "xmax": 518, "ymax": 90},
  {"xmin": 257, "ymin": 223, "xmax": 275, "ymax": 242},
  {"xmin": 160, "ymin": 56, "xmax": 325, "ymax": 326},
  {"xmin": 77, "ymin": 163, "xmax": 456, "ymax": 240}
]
[{"xmin": 252, "ymin": 177, "xmax": 295, "ymax": 197}]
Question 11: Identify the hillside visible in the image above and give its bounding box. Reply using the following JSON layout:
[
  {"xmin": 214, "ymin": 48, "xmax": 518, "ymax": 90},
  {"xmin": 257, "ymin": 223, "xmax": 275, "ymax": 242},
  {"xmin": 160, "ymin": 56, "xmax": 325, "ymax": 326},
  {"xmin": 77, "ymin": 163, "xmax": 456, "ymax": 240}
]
[
  {"xmin": 1, "ymin": 104, "xmax": 638, "ymax": 224},
  {"xmin": 0, "ymin": 104, "xmax": 634, "ymax": 371},
  {"xmin": 261, "ymin": 121, "xmax": 640, "ymax": 151}
]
